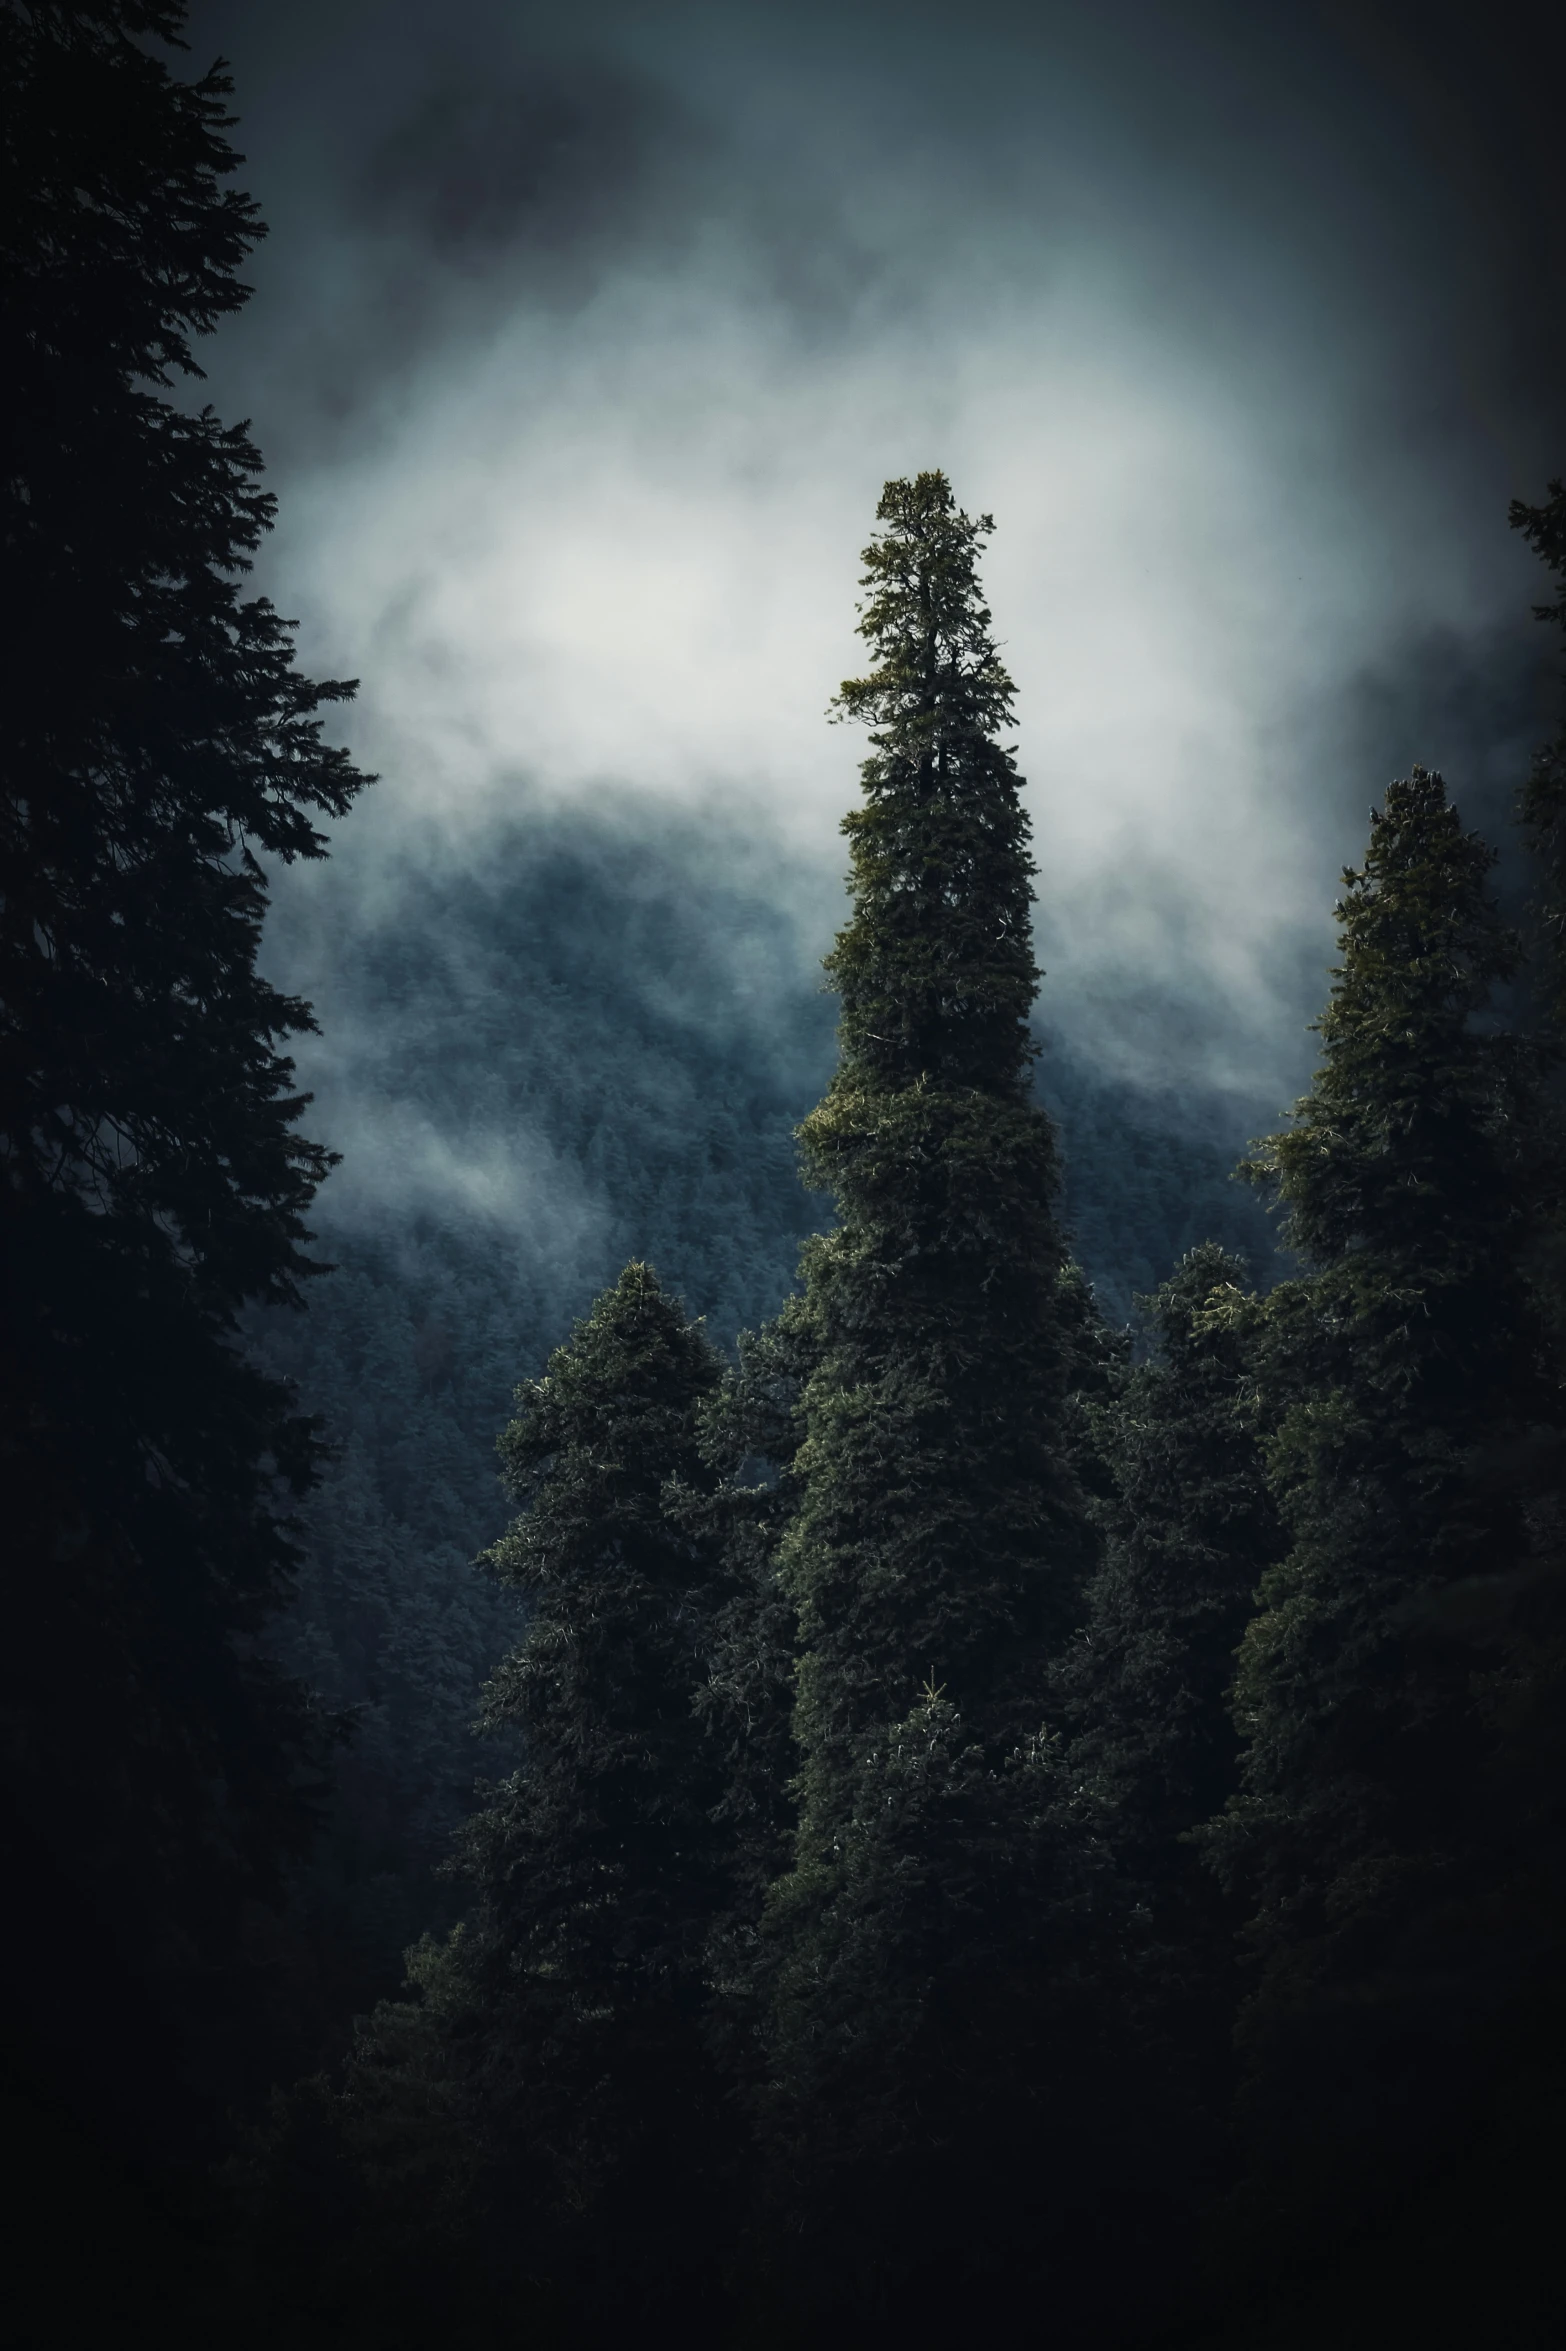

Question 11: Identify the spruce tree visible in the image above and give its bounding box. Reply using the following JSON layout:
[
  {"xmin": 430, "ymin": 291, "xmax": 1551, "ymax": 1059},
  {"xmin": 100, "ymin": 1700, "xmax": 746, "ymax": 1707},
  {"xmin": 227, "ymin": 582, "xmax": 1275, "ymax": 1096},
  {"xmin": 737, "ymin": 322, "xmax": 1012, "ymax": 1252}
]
[
  {"xmin": 758, "ymin": 473, "xmax": 1098, "ymax": 2318},
  {"xmin": 1205, "ymin": 769, "xmax": 1555, "ymax": 2262},
  {"xmin": 307, "ymin": 1268, "xmax": 739, "ymax": 2329},
  {"xmin": 787, "ymin": 470, "xmax": 1085, "ymax": 1786},
  {"xmin": 0, "ymin": 0, "xmax": 368, "ymax": 2165}
]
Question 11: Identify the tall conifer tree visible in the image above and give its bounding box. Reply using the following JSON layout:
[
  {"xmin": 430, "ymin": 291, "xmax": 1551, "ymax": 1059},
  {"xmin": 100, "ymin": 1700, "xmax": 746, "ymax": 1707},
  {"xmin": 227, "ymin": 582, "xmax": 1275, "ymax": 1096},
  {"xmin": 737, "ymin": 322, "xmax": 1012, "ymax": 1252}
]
[
  {"xmin": 1205, "ymin": 769, "xmax": 1554, "ymax": 2260},
  {"xmin": 786, "ymin": 470, "xmax": 1084, "ymax": 1789},
  {"xmin": 758, "ymin": 473, "xmax": 1097, "ymax": 2316},
  {"xmin": 0, "ymin": 0, "xmax": 368, "ymax": 2165},
  {"xmin": 289, "ymin": 1268, "xmax": 739, "ymax": 2332}
]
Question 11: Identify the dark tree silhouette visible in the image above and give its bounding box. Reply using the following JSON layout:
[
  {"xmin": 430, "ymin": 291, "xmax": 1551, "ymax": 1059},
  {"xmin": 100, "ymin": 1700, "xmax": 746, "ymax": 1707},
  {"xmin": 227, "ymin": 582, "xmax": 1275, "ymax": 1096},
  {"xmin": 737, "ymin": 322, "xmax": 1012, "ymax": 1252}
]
[
  {"xmin": 264, "ymin": 1269, "xmax": 741, "ymax": 2339},
  {"xmin": 1203, "ymin": 770, "xmax": 1556, "ymax": 2278},
  {"xmin": 0, "ymin": 0, "xmax": 369, "ymax": 2167}
]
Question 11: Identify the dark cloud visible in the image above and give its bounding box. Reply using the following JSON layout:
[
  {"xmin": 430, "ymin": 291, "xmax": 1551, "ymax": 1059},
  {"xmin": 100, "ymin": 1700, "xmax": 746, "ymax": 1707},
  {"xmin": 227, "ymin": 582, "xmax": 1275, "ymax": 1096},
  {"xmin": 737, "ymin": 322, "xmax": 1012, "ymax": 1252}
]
[
  {"xmin": 353, "ymin": 64, "xmax": 689, "ymax": 267},
  {"xmin": 1334, "ymin": 623, "xmax": 1559, "ymax": 866}
]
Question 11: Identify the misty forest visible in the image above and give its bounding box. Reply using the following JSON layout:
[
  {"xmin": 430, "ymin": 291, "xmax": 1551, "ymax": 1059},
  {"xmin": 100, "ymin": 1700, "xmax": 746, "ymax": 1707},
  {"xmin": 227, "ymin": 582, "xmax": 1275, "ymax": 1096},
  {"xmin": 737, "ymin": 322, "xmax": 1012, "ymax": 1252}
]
[{"xmin": 5, "ymin": 3, "xmax": 1565, "ymax": 2346}]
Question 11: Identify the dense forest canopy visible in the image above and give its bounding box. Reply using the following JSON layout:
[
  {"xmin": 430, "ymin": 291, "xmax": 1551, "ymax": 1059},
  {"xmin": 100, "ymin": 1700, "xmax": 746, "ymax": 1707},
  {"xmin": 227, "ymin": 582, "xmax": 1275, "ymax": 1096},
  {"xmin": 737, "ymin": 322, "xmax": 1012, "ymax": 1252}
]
[{"xmin": 5, "ymin": 5, "xmax": 1565, "ymax": 2347}]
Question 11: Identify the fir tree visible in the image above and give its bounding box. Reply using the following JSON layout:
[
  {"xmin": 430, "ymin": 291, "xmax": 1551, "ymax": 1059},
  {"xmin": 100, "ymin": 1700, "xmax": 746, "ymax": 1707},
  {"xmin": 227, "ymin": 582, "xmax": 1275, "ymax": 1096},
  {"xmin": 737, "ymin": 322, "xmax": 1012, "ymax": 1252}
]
[
  {"xmin": 757, "ymin": 473, "xmax": 1099, "ymax": 2319},
  {"xmin": 310, "ymin": 1267, "xmax": 739, "ymax": 2328},
  {"xmin": 786, "ymin": 470, "xmax": 1085, "ymax": 1790},
  {"xmin": 0, "ymin": 0, "xmax": 368, "ymax": 2163},
  {"xmin": 1204, "ymin": 769, "xmax": 1555, "ymax": 2261}
]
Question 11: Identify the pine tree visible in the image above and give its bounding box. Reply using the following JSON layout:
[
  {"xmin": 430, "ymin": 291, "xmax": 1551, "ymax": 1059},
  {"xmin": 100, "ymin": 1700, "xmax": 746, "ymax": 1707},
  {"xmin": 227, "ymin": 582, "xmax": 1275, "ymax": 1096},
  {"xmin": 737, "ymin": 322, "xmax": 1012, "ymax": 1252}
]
[
  {"xmin": 315, "ymin": 1267, "xmax": 739, "ymax": 2327},
  {"xmin": 0, "ymin": 0, "xmax": 368, "ymax": 2164},
  {"xmin": 1204, "ymin": 768, "xmax": 1555, "ymax": 2262},
  {"xmin": 786, "ymin": 470, "xmax": 1086, "ymax": 1790},
  {"xmin": 757, "ymin": 473, "xmax": 1099, "ymax": 2318}
]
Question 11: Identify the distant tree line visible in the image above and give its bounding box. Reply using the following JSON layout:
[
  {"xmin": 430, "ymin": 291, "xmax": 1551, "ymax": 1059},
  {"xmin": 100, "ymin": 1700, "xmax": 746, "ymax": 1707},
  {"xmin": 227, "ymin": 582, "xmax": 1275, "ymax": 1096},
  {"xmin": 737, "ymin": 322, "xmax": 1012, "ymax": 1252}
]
[{"xmin": 4, "ymin": 8, "xmax": 1564, "ymax": 2346}]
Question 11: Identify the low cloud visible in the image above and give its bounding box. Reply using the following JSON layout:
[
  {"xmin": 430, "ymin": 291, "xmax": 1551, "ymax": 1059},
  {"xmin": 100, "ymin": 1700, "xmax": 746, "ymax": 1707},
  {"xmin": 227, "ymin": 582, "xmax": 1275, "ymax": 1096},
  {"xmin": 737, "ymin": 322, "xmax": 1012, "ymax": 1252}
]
[{"xmin": 187, "ymin": 0, "xmax": 1559, "ymax": 1152}]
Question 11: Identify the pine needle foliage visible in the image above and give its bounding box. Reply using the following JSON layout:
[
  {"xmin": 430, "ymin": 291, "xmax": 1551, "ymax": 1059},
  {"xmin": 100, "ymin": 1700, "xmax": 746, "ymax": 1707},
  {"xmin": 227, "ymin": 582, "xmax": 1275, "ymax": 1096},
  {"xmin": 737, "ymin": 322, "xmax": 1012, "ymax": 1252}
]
[
  {"xmin": 757, "ymin": 473, "xmax": 1097, "ymax": 2315},
  {"xmin": 785, "ymin": 473, "xmax": 1086, "ymax": 1804},
  {"xmin": 470, "ymin": 1262, "xmax": 729, "ymax": 2007},
  {"xmin": 1205, "ymin": 768, "xmax": 1555, "ymax": 2250},
  {"xmin": 329, "ymin": 1267, "xmax": 739, "ymax": 2320}
]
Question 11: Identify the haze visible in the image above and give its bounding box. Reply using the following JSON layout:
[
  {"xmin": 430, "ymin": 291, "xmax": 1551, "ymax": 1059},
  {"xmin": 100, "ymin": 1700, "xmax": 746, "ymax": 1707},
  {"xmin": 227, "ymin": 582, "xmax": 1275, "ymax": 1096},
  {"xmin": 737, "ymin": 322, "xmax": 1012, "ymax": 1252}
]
[{"xmin": 188, "ymin": 0, "xmax": 1562, "ymax": 1120}]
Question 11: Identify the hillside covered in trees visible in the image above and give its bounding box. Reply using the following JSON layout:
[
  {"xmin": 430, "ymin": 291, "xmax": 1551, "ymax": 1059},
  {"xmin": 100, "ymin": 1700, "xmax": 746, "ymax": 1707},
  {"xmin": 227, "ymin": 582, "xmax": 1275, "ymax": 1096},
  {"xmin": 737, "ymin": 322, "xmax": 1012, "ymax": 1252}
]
[{"xmin": 5, "ymin": 9, "xmax": 1565, "ymax": 2349}]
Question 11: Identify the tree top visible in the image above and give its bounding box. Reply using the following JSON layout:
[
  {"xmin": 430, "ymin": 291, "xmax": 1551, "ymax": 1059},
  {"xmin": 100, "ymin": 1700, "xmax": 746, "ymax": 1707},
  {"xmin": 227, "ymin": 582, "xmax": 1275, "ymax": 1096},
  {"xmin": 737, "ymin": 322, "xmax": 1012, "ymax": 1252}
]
[{"xmin": 831, "ymin": 470, "xmax": 1016, "ymax": 747}]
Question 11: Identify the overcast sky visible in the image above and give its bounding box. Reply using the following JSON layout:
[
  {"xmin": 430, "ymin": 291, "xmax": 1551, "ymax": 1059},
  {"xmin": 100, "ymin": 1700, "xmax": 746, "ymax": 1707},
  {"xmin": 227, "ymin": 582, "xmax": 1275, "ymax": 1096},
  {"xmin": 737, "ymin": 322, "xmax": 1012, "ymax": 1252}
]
[{"xmin": 188, "ymin": 0, "xmax": 1563, "ymax": 1107}]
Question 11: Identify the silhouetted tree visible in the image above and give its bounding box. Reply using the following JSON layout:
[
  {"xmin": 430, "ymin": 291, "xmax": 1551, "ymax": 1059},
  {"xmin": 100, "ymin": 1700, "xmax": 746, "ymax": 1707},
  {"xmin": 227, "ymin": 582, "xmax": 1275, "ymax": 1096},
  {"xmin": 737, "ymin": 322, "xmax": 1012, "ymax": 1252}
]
[{"xmin": 0, "ymin": 0, "xmax": 368, "ymax": 2169}]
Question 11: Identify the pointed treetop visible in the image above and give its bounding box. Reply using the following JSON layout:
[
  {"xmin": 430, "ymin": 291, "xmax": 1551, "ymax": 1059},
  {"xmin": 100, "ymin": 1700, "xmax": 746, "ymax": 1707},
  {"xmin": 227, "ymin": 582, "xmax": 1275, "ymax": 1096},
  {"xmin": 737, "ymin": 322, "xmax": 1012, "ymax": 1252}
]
[
  {"xmin": 818, "ymin": 472, "xmax": 1039, "ymax": 1101},
  {"xmin": 1247, "ymin": 766, "xmax": 1519, "ymax": 1268},
  {"xmin": 493, "ymin": 1262, "xmax": 720, "ymax": 1518},
  {"xmin": 832, "ymin": 470, "xmax": 1017, "ymax": 750}
]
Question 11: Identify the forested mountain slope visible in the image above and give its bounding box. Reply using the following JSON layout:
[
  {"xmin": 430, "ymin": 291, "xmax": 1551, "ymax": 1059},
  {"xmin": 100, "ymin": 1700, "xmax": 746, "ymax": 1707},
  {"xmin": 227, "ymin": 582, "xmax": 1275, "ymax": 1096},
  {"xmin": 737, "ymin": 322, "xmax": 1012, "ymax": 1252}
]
[{"xmin": 247, "ymin": 803, "xmax": 1279, "ymax": 2022}]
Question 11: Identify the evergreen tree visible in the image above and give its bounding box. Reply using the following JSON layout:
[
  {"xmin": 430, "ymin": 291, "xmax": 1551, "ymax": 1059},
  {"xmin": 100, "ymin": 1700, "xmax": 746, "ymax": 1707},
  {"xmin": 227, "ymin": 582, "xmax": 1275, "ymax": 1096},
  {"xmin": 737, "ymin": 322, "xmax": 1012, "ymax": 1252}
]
[
  {"xmin": 0, "ymin": 0, "xmax": 367, "ymax": 2166},
  {"xmin": 786, "ymin": 470, "xmax": 1086, "ymax": 1791},
  {"xmin": 295, "ymin": 1267, "xmax": 739, "ymax": 2332},
  {"xmin": 1203, "ymin": 769, "xmax": 1555, "ymax": 2266},
  {"xmin": 757, "ymin": 473, "xmax": 1099, "ymax": 2319}
]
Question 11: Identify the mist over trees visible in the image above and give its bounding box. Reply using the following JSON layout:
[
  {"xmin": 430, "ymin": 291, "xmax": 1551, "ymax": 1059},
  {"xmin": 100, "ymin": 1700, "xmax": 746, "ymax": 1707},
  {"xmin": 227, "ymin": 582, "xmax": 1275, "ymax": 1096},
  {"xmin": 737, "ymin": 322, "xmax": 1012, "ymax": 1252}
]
[{"xmin": 6, "ymin": 7, "xmax": 1566, "ymax": 2347}]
